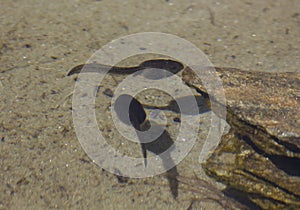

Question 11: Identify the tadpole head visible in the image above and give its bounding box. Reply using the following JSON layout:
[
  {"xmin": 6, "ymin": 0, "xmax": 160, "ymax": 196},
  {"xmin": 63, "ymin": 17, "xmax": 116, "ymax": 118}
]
[
  {"xmin": 114, "ymin": 94, "xmax": 147, "ymax": 130},
  {"xmin": 140, "ymin": 59, "xmax": 184, "ymax": 75}
]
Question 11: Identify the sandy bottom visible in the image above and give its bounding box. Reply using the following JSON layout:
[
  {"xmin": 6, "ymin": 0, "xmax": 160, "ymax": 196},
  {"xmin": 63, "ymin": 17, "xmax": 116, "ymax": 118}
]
[{"xmin": 0, "ymin": 0, "xmax": 299, "ymax": 209}]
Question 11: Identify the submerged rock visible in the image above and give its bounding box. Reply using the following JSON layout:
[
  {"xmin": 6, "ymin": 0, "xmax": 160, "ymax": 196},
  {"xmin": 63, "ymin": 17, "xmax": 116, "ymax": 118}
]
[{"xmin": 182, "ymin": 66, "xmax": 300, "ymax": 209}]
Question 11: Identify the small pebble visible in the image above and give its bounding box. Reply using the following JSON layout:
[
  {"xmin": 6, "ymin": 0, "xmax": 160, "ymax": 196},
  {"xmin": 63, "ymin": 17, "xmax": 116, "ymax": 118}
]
[
  {"xmin": 103, "ymin": 88, "xmax": 114, "ymax": 97},
  {"xmin": 173, "ymin": 117, "xmax": 181, "ymax": 123}
]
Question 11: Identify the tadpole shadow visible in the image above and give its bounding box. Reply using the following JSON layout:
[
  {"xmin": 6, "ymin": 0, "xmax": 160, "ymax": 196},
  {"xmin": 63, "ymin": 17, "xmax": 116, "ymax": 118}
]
[
  {"xmin": 138, "ymin": 122, "xmax": 179, "ymax": 199},
  {"xmin": 143, "ymin": 95, "xmax": 211, "ymax": 115}
]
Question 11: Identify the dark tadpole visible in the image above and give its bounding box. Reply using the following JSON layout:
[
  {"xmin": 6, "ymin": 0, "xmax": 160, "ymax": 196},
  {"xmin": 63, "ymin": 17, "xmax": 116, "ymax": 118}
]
[
  {"xmin": 67, "ymin": 59, "xmax": 184, "ymax": 77},
  {"xmin": 114, "ymin": 94, "xmax": 179, "ymax": 198},
  {"xmin": 114, "ymin": 94, "xmax": 148, "ymax": 166},
  {"xmin": 114, "ymin": 94, "xmax": 147, "ymax": 130}
]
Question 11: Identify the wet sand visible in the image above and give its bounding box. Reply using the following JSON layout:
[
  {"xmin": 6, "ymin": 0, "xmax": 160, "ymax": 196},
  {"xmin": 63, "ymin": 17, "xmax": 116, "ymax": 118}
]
[{"xmin": 0, "ymin": 0, "xmax": 299, "ymax": 209}]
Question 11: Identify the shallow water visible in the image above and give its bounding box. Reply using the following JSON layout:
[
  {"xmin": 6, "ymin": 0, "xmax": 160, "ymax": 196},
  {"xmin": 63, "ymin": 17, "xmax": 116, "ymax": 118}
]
[{"xmin": 1, "ymin": 0, "xmax": 299, "ymax": 209}]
